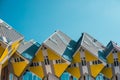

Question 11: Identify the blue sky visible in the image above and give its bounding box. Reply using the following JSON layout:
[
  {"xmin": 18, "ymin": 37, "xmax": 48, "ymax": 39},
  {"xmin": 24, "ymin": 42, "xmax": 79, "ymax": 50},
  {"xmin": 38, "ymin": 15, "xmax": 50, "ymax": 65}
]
[{"xmin": 0, "ymin": 0, "xmax": 120, "ymax": 46}]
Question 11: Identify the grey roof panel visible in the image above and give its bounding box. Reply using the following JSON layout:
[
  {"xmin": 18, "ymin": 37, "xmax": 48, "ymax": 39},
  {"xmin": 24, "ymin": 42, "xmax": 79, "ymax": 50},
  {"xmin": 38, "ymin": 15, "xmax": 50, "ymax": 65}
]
[
  {"xmin": 80, "ymin": 33, "xmax": 105, "ymax": 57},
  {"xmin": 76, "ymin": 33, "xmax": 106, "ymax": 64},
  {"xmin": 104, "ymin": 41, "xmax": 120, "ymax": 57},
  {"xmin": 17, "ymin": 40, "xmax": 40, "ymax": 60},
  {"xmin": 0, "ymin": 19, "xmax": 23, "ymax": 44},
  {"xmin": 43, "ymin": 30, "xmax": 77, "ymax": 61}
]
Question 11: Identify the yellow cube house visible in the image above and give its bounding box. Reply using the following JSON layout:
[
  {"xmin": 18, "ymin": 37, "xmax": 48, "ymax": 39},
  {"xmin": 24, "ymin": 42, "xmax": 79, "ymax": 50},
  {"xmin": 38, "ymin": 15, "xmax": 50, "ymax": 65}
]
[
  {"xmin": 10, "ymin": 40, "xmax": 40, "ymax": 77},
  {"xmin": 101, "ymin": 41, "xmax": 120, "ymax": 79},
  {"xmin": 0, "ymin": 19, "xmax": 23, "ymax": 78},
  {"xmin": 29, "ymin": 30, "xmax": 76, "ymax": 79},
  {"xmin": 66, "ymin": 33, "xmax": 106, "ymax": 79}
]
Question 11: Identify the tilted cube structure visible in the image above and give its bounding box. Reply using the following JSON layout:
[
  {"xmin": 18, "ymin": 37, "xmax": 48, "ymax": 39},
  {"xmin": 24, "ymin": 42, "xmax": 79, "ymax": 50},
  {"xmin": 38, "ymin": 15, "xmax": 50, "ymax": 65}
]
[
  {"xmin": 28, "ymin": 30, "xmax": 76, "ymax": 79},
  {"xmin": 0, "ymin": 19, "xmax": 23, "ymax": 80},
  {"xmin": 1, "ymin": 19, "xmax": 120, "ymax": 80},
  {"xmin": 10, "ymin": 40, "xmax": 40, "ymax": 79},
  {"xmin": 66, "ymin": 33, "xmax": 106, "ymax": 80},
  {"xmin": 101, "ymin": 41, "xmax": 120, "ymax": 80}
]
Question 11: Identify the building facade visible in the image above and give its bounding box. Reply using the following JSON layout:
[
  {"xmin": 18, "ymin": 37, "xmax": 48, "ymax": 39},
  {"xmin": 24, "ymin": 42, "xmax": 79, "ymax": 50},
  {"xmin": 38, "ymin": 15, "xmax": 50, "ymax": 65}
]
[{"xmin": 1, "ymin": 19, "xmax": 120, "ymax": 80}]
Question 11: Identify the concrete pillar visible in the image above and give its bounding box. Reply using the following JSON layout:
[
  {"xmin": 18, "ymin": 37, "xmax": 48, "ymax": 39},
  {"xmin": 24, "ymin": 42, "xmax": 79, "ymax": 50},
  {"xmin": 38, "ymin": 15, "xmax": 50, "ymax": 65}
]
[
  {"xmin": 43, "ymin": 74, "xmax": 59, "ymax": 80},
  {"xmin": 112, "ymin": 76, "xmax": 116, "ymax": 80},
  {"xmin": 12, "ymin": 75, "xmax": 22, "ymax": 80},
  {"xmin": 0, "ymin": 65, "xmax": 9, "ymax": 80},
  {"xmin": 78, "ymin": 76, "xmax": 84, "ymax": 80}
]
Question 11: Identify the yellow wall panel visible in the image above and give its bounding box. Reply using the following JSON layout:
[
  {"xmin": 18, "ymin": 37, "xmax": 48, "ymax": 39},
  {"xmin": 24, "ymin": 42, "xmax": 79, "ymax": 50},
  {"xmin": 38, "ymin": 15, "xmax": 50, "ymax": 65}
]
[
  {"xmin": 90, "ymin": 64, "xmax": 104, "ymax": 78},
  {"xmin": 11, "ymin": 40, "xmax": 20, "ymax": 50},
  {"xmin": 12, "ymin": 61, "xmax": 28, "ymax": 77},
  {"xmin": 101, "ymin": 67, "xmax": 113, "ymax": 79},
  {"xmin": 85, "ymin": 50, "xmax": 98, "ymax": 61},
  {"xmin": 47, "ymin": 48, "xmax": 61, "ymax": 60},
  {"xmin": 66, "ymin": 67, "xmax": 81, "ymax": 78},
  {"xmin": 0, "ymin": 46, "xmax": 5, "ymax": 57},
  {"xmin": 73, "ymin": 51, "xmax": 81, "ymax": 63},
  {"xmin": 35, "ymin": 49, "xmax": 44, "ymax": 62},
  {"xmin": 107, "ymin": 53, "xmax": 114, "ymax": 64},
  {"xmin": 117, "ymin": 52, "xmax": 120, "ymax": 62},
  {"xmin": 0, "ymin": 40, "xmax": 21, "ymax": 63},
  {"xmin": 54, "ymin": 63, "xmax": 69, "ymax": 77},
  {"xmin": 0, "ymin": 48, "xmax": 8, "ymax": 62},
  {"xmin": 9, "ymin": 40, "xmax": 21, "ymax": 57},
  {"xmin": 29, "ymin": 66, "xmax": 44, "ymax": 79}
]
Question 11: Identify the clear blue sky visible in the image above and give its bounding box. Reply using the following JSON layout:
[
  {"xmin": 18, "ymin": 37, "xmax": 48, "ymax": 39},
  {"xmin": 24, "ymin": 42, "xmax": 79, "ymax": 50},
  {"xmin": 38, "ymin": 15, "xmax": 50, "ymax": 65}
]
[{"xmin": 0, "ymin": 0, "xmax": 120, "ymax": 46}]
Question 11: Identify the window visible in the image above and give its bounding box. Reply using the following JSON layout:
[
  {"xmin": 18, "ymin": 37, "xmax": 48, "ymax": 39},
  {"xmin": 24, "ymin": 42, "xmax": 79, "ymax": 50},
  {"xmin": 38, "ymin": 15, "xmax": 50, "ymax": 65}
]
[
  {"xmin": 68, "ymin": 63, "xmax": 77, "ymax": 67},
  {"xmin": 44, "ymin": 56, "xmax": 49, "ymax": 65},
  {"xmin": 81, "ymin": 57, "xmax": 86, "ymax": 66},
  {"xmin": 114, "ymin": 58, "xmax": 119, "ymax": 67},
  {"xmin": 92, "ymin": 60, "xmax": 102, "ymax": 65},
  {"xmin": 74, "ymin": 64, "xmax": 76, "ymax": 67},
  {"xmin": 112, "ymin": 49, "xmax": 118, "ymax": 53},
  {"xmin": 80, "ymin": 48, "xmax": 84, "ymax": 52},
  {"xmin": 30, "ymin": 62, "xmax": 40, "ymax": 67},
  {"xmin": 106, "ymin": 64, "xmax": 109, "ymax": 68},
  {"xmin": 14, "ymin": 57, "xmax": 24, "ymax": 62},
  {"xmin": 42, "ymin": 46, "xmax": 47, "ymax": 50},
  {"xmin": 95, "ymin": 61, "xmax": 97, "ymax": 64},
  {"xmin": 56, "ymin": 59, "xmax": 61, "ymax": 64},
  {"xmin": 98, "ymin": 60, "xmax": 102, "ymax": 64},
  {"xmin": 92, "ymin": 61, "xmax": 95, "ymax": 64}
]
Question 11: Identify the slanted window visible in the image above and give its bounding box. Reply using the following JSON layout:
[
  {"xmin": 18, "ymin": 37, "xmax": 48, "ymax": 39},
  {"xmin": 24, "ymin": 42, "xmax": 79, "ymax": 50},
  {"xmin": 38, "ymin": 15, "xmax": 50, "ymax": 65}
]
[
  {"xmin": 92, "ymin": 61, "xmax": 95, "ymax": 64},
  {"xmin": 56, "ymin": 59, "xmax": 61, "ymax": 64},
  {"xmin": 106, "ymin": 64, "xmax": 109, "ymax": 68},
  {"xmin": 68, "ymin": 63, "xmax": 77, "ymax": 67},
  {"xmin": 14, "ymin": 57, "xmax": 24, "ymax": 62},
  {"xmin": 80, "ymin": 48, "xmax": 84, "ymax": 52},
  {"xmin": 44, "ymin": 56, "xmax": 49, "ymax": 65},
  {"xmin": 81, "ymin": 57, "xmax": 86, "ymax": 66},
  {"xmin": 30, "ymin": 62, "xmax": 40, "ymax": 67},
  {"xmin": 98, "ymin": 60, "xmax": 102, "ymax": 64},
  {"xmin": 114, "ymin": 58, "xmax": 119, "ymax": 67},
  {"xmin": 42, "ymin": 46, "xmax": 47, "ymax": 50},
  {"xmin": 30, "ymin": 63, "xmax": 34, "ymax": 67},
  {"xmin": 112, "ymin": 49, "xmax": 118, "ymax": 54},
  {"xmin": 74, "ymin": 63, "xmax": 76, "ymax": 67},
  {"xmin": 95, "ymin": 61, "xmax": 97, "ymax": 64},
  {"xmin": 92, "ymin": 60, "xmax": 102, "ymax": 65}
]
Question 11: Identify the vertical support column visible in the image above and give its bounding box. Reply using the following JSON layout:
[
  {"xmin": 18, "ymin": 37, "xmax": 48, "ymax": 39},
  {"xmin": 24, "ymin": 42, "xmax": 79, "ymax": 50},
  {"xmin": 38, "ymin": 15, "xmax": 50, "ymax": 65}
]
[
  {"xmin": 12, "ymin": 75, "xmax": 22, "ymax": 80},
  {"xmin": 112, "ymin": 76, "xmax": 116, "ymax": 80},
  {"xmin": 4, "ymin": 65, "xmax": 9, "ymax": 80},
  {"xmin": 0, "ymin": 65, "xmax": 10, "ymax": 80},
  {"xmin": 78, "ymin": 75, "xmax": 95, "ymax": 80},
  {"xmin": 43, "ymin": 74, "xmax": 59, "ymax": 80},
  {"xmin": 79, "ymin": 76, "xmax": 85, "ymax": 80}
]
